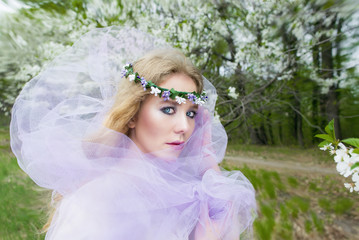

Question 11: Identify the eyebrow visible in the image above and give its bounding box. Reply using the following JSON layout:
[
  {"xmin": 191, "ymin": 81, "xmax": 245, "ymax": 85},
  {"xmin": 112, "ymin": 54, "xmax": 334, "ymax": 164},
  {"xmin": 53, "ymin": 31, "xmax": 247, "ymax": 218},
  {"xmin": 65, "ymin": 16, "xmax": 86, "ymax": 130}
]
[{"xmin": 160, "ymin": 99, "xmax": 198, "ymax": 109}]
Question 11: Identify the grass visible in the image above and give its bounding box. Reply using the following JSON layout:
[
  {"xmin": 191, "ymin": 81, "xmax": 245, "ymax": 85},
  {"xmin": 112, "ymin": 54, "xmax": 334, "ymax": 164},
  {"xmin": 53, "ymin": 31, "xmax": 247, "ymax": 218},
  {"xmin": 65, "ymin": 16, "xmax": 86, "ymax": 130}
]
[
  {"xmin": 226, "ymin": 143, "xmax": 333, "ymax": 165},
  {"xmin": 0, "ymin": 127, "xmax": 47, "ymax": 240},
  {"xmin": 1, "ymin": 127, "xmax": 358, "ymax": 239},
  {"xmin": 219, "ymin": 159, "xmax": 359, "ymax": 239}
]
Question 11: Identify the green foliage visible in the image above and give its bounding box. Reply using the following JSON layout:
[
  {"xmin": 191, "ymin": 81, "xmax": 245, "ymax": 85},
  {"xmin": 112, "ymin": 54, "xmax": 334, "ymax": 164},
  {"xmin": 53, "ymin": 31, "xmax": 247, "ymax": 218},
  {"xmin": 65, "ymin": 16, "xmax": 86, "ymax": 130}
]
[
  {"xmin": 308, "ymin": 181, "xmax": 321, "ymax": 192},
  {"xmin": 316, "ymin": 120, "xmax": 359, "ymax": 193},
  {"xmin": 351, "ymin": 162, "xmax": 359, "ymax": 170},
  {"xmin": 342, "ymin": 138, "xmax": 359, "ymax": 148},
  {"xmin": 315, "ymin": 134, "xmax": 334, "ymax": 142},
  {"xmin": 315, "ymin": 120, "xmax": 339, "ymax": 147},
  {"xmin": 254, "ymin": 202, "xmax": 276, "ymax": 240},
  {"xmin": 291, "ymin": 196, "xmax": 310, "ymax": 213},
  {"xmin": 304, "ymin": 220, "xmax": 312, "ymax": 233},
  {"xmin": 225, "ymin": 155, "xmax": 359, "ymax": 238},
  {"xmin": 287, "ymin": 176, "xmax": 299, "ymax": 188},
  {"xmin": 318, "ymin": 198, "xmax": 331, "ymax": 212},
  {"xmin": 325, "ymin": 119, "xmax": 335, "ymax": 140},
  {"xmin": 316, "ymin": 120, "xmax": 359, "ymax": 154},
  {"xmin": 239, "ymin": 165, "xmax": 260, "ymax": 190},
  {"xmin": 0, "ymin": 152, "xmax": 46, "ymax": 239},
  {"xmin": 2, "ymin": 0, "xmax": 359, "ymax": 147},
  {"xmin": 333, "ymin": 198, "xmax": 354, "ymax": 215},
  {"xmin": 311, "ymin": 212, "xmax": 324, "ymax": 234},
  {"xmin": 261, "ymin": 170, "xmax": 277, "ymax": 199},
  {"xmin": 278, "ymin": 204, "xmax": 293, "ymax": 239},
  {"xmin": 285, "ymin": 196, "xmax": 310, "ymax": 219},
  {"xmin": 318, "ymin": 197, "xmax": 354, "ymax": 215}
]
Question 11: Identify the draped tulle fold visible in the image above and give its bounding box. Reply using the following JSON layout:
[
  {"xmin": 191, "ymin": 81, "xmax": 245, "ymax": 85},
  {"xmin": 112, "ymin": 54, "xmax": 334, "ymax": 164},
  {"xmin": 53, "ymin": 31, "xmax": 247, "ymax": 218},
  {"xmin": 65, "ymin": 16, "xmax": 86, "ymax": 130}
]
[{"xmin": 10, "ymin": 26, "xmax": 256, "ymax": 240}]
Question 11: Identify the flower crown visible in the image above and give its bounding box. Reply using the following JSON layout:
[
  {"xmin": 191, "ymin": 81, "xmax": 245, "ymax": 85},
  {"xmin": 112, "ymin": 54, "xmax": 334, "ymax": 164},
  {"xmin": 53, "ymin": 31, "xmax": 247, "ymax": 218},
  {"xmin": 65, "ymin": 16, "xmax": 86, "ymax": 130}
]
[{"xmin": 122, "ymin": 63, "xmax": 208, "ymax": 105}]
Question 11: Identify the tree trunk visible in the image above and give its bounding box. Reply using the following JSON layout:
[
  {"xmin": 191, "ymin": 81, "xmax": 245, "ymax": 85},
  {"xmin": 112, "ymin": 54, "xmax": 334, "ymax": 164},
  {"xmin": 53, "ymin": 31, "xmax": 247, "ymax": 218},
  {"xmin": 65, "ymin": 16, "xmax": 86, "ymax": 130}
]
[
  {"xmin": 294, "ymin": 90, "xmax": 304, "ymax": 147},
  {"xmin": 249, "ymin": 126, "xmax": 262, "ymax": 145},
  {"xmin": 320, "ymin": 31, "xmax": 342, "ymax": 139},
  {"xmin": 312, "ymin": 44, "xmax": 321, "ymax": 142},
  {"xmin": 266, "ymin": 112, "xmax": 275, "ymax": 145}
]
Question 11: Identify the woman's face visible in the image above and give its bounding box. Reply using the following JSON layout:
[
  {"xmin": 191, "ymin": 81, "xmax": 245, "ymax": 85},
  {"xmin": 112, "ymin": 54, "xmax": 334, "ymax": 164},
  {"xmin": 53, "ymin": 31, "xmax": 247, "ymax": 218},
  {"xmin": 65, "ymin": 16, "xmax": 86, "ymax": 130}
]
[{"xmin": 129, "ymin": 73, "xmax": 198, "ymax": 158}]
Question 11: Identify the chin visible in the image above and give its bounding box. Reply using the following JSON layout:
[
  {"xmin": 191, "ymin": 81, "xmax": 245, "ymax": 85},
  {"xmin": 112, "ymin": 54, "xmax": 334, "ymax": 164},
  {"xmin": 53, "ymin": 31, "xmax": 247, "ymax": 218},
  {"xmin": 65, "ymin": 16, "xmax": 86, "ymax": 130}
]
[{"xmin": 150, "ymin": 147, "xmax": 182, "ymax": 162}]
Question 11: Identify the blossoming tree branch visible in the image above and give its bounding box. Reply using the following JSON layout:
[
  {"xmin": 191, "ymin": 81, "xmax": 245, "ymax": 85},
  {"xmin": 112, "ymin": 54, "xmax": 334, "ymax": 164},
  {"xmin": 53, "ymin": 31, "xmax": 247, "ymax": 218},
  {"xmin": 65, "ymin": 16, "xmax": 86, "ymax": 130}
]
[{"xmin": 316, "ymin": 120, "xmax": 359, "ymax": 193}]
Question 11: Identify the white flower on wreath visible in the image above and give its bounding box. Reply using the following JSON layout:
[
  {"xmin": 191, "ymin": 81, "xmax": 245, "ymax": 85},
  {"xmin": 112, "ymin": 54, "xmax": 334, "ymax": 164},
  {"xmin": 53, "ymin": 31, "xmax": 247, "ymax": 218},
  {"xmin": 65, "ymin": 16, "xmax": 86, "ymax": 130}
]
[
  {"xmin": 128, "ymin": 74, "xmax": 135, "ymax": 81},
  {"xmin": 150, "ymin": 87, "xmax": 161, "ymax": 97},
  {"xmin": 175, "ymin": 96, "xmax": 186, "ymax": 104},
  {"xmin": 194, "ymin": 98, "xmax": 205, "ymax": 106}
]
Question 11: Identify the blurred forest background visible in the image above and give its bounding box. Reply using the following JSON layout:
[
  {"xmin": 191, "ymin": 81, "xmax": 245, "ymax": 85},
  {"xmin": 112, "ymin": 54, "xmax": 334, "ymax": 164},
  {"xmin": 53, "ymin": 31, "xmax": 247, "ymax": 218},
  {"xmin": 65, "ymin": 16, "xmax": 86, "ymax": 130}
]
[
  {"xmin": 1, "ymin": 0, "xmax": 358, "ymax": 145},
  {"xmin": 1, "ymin": 0, "xmax": 359, "ymax": 239}
]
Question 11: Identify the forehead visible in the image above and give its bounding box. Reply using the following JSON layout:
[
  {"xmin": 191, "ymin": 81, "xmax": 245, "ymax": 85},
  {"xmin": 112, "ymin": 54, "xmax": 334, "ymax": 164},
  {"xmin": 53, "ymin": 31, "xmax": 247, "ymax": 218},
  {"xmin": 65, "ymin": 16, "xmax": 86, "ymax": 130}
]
[{"xmin": 160, "ymin": 73, "xmax": 197, "ymax": 93}]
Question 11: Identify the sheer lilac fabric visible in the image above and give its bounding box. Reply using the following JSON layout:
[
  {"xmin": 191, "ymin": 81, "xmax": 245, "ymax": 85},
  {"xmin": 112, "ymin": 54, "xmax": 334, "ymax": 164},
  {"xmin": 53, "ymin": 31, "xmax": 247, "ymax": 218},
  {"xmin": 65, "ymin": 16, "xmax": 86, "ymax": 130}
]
[{"xmin": 10, "ymin": 26, "xmax": 256, "ymax": 240}]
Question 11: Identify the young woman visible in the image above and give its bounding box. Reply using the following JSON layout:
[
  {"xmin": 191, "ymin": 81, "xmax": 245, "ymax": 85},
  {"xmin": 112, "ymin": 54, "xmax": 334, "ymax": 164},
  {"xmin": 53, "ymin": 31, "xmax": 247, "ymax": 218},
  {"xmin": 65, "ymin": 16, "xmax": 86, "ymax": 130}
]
[{"xmin": 10, "ymin": 27, "xmax": 256, "ymax": 240}]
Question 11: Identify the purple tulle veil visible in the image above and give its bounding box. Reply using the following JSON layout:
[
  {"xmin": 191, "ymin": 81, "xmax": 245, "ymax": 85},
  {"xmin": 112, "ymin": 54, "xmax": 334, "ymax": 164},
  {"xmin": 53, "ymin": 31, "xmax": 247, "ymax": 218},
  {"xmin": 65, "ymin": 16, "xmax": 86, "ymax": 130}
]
[{"xmin": 10, "ymin": 26, "xmax": 256, "ymax": 240}]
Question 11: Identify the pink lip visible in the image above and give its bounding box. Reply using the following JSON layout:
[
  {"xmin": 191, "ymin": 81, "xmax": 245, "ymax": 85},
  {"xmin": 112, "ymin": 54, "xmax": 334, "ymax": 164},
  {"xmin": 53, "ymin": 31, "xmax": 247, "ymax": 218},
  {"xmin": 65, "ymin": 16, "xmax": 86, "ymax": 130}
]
[
  {"xmin": 166, "ymin": 141, "xmax": 185, "ymax": 150},
  {"xmin": 166, "ymin": 141, "xmax": 185, "ymax": 145}
]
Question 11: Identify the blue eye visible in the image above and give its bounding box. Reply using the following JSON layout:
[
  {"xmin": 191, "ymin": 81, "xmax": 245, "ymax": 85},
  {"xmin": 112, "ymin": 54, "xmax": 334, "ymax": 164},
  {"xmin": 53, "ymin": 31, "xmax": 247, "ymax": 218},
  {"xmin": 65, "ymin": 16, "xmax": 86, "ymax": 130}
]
[
  {"xmin": 186, "ymin": 111, "xmax": 196, "ymax": 119},
  {"xmin": 161, "ymin": 107, "xmax": 175, "ymax": 115}
]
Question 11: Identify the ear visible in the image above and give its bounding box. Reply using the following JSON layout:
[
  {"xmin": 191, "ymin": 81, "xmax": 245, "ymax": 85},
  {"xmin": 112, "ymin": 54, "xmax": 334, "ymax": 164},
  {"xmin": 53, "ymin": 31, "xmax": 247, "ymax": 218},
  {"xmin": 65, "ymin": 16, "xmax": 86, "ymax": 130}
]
[{"xmin": 128, "ymin": 117, "xmax": 136, "ymax": 129}]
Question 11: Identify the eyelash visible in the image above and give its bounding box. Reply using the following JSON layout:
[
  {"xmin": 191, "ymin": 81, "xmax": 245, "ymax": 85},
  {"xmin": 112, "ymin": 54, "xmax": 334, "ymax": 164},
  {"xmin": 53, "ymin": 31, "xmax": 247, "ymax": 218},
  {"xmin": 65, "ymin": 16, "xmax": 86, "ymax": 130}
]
[
  {"xmin": 186, "ymin": 111, "xmax": 196, "ymax": 118},
  {"xmin": 161, "ymin": 107, "xmax": 175, "ymax": 115},
  {"xmin": 160, "ymin": 107, "xmax": 197, "ymax": 119}
]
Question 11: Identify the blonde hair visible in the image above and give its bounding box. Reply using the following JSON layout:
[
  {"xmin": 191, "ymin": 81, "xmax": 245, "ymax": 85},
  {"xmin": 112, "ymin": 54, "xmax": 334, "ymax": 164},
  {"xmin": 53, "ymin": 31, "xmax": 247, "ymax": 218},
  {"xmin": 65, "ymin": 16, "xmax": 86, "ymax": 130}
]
[
  {"xmin": 43, "ymin": 48, "xmax": 203, "ymax": 232},
  {"xmin": 103, "ymin": 48, "xmax": 203, "ymax": 135}
]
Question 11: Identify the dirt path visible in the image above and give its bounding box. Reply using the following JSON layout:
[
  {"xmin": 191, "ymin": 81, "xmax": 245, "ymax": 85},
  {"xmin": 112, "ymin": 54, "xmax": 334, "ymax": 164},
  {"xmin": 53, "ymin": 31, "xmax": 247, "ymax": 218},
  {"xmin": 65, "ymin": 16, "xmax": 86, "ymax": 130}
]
[{"xmin": 224, "ymin": 156, "xmax": 337, "ymax": 175}]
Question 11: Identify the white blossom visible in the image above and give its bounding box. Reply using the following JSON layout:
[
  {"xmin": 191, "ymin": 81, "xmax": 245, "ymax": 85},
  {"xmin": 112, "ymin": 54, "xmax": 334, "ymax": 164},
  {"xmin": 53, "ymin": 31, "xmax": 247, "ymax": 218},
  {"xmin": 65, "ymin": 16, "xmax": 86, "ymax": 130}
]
[
  {"xmin": 344, "ymin": 183, "xmax": 354, "ymax": 192},
  {"xmin": 351, "ymin": 173, "xmax": 359, "ymax": 192},
  {"xmin": 175, "ymin": 96, "xmax": 186, "ymax": 104},
  {"xmin": 336, "ymin": 160, "xmax": 353, "ymax": 177},
  {"xmin": 352, "ymin": 171, "xmax": 359, "ymax": 181},
  {"xmin": 150, "ymin": 87, "xmax": 161, "ymax": 97},
  {"xmin": 319, "ymin": 143, "xmax": 333, "ymax": 151},
  {"xmin": 228, "ymin": 87, "xmax": 239, "ymax": 99},
  {"xmin": 335, "ymin": 150, "xmax": 356, "ymax": 178},
  {"xmin": 329, "ymin": 149, "xmax": 336, "ymax": 155},
  {"xmin": 213, "ymin": 110, "xmax": 220, "ymax": 122},
  {"xmin": 334, "ymin": 143, "xmax": 349, "ymax": 163}
]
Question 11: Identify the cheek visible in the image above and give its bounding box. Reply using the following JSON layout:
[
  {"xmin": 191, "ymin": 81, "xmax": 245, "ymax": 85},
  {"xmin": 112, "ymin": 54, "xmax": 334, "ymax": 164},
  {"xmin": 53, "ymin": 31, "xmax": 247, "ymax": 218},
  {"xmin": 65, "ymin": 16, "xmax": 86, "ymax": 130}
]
[
  {"xmin": 137, "ymin": 107, "xmax": 165, "ymax": 140},
  {"xmin": 188, "ymin": 122, "xmax": 195, "ymax": 137}
]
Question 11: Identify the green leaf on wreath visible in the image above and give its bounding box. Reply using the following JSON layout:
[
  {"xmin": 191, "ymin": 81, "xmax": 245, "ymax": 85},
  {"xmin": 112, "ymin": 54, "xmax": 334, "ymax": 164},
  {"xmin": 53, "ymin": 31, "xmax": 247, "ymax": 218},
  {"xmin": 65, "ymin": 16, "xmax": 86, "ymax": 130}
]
[{"xmin": 352, "ymin": 149, "xmax": 359, "ymax": 154}]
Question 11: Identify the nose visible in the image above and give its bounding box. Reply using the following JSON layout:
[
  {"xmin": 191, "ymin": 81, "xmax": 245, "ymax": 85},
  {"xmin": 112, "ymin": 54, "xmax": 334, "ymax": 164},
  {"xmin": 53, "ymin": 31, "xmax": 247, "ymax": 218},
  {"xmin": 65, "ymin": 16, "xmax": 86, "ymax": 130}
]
[{"xmin": 173, "ymin": 113, "xmax": 190, "ymax": 134}]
